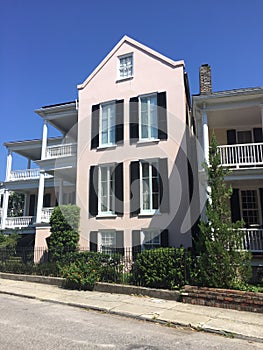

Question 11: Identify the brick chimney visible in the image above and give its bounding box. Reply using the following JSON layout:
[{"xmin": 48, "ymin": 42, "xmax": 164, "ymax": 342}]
[{"xmin": 199, "ymin": 64, "xmax": 212, "ymax": 95}]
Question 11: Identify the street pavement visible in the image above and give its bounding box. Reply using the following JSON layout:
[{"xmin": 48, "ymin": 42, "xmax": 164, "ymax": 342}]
[{"xmin": 0, "ymin": 278, "xmax": 262, "ymax": 343}]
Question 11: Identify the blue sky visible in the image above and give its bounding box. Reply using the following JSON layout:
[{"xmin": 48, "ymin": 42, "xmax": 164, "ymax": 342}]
[{"xmin": 0, "ymin": 0, "xmax": 263, "ymax": 180}]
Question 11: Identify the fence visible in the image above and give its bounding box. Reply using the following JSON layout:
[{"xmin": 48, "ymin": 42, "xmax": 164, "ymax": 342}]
[{"xmin": 0, "ymin": 246, "xmax": 192, "ymax": 286}]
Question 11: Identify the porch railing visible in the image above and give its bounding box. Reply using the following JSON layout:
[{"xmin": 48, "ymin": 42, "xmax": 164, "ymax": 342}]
[
  {"xmin": 41, "ymin": 207, "xmax": 54, "ymax": 223},
  {"xmin": 45, "ymin": 143, "xmax": 77, "ymax": 159},
  {"xmin": 242, "ymin": 228, "xmax": 263, "ymax": 253},
  {"xmin": 5, "ymin": 216, "xmax": 36, "ymax": 228},
  {"xmin": 9, "ymin": 169, "xmax": 53, "ymax": 181},
  {"xmin": 218, "ymin": 142, "xmax": 263, "ymax": 167}
]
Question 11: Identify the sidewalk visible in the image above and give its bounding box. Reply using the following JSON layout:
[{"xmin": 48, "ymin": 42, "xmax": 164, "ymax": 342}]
[{"xmin": 0, "ymin": 277, "xmax": 262, "ymax": 343}]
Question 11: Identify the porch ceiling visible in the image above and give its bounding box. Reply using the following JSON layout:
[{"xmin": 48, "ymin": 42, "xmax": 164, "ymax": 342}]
[
  {"xmin": 208, "ymin": 106, "xmax": 261, "ymax": 128},
  {"xmin": 4, "ymin": 137, "xmax": 63, "ymax": 161}
]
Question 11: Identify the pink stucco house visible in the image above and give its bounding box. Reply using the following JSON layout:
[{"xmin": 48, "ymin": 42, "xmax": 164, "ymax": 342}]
[{"xmin": 0, "ymin": 36, "xmax": 198, "ymax": 256}]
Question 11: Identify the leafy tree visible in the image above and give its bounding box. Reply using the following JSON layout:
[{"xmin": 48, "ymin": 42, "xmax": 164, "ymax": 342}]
[
  {"xmin": 48, "ymin": 205, "xmax": 80, "ymax": 263},
  {"xmin": 8, "ymin": 192, "xmax": 25, "ymax": 217},
  {"xmin": 194, "ymin": 133, "xmax": 251, "ymax": 288}
]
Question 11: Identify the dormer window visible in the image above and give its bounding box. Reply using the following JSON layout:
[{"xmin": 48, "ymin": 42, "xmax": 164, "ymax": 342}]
[{"xmin": 118, "ymin": 53, "xmax": 133, "ymax": 79}]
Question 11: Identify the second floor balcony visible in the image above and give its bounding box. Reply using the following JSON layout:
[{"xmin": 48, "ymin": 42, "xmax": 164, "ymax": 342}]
[
  {"xmin": 45, "ymin": 143, "xmax": 77, "ymax": 159},
  {"xmin": 218, "ymin": 142, "xmax": 263, "ymax": 168},
  {"xmin": 9, "ymin": 169, "xmax": 53, "ymax": 181}
]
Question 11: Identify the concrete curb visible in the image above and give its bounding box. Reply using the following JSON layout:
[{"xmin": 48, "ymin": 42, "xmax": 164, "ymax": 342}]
[
  {"xmin": 0, "ymin": 273, "xmax": 180, "ymax": 301},
  {"xmin": 94, "ymin": 282, "xmax": 181, "ymax": 301},
  {"xmin": 0, "ymin": 272, "xmax": 63, "ymax": 287}
]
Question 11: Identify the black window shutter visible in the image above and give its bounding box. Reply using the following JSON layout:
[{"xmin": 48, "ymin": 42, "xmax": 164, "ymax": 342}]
[
  {"xmin": 159, "ymin": 158, "xmax": 170, "ymax": 213},
  {"xmin": 259, "ymin": 189, "xmax": 263, "ymax": 224},
  {"xmin": 253, "ymin": 128, "xmax": 263, "ymax": 143},
  {"xmin": 90, "ymin": 231, "xmax": 98, "ymax": 252},
  {"xmin": 130, "ymin": 161, "xmax": 140, "ymax": 216},
  {"xmin": 227, "ymin": 129, "xmax": 237, "ymax": 145},
  {"xmin": 89, "ymin": 166, "xmax": 98, "ymax": 216},
  {"xmin": 116, "ymin": 230, "xmax": 124, "ymax": 255},
  {"xmin": 91, "ymin": 104, "xmax": 100, "ymax": 149},
  {"xmin": 114, "ymin": 163, "xmax": 124, "ymax": 216},
  {"xmin": 132, "ymin": 230, "xmax": 141, "ymax": 258},
  {"xmin": 230, "ymin": 188, "xmax": 241, "ymax": 222},
  {"xmin": 116, "ymin": 100, "xmax": 124, "ymax": 144},
  {"xmin": 160, "ymin": 229, "xmax": 169, "ymax": 247},
  {"xmin": 157, "ymin": 92, "xmax": 167, "ymax": 140},
  {"xmin": 129, "ymin": 97, "xmax": 139, "ymax": 142}
]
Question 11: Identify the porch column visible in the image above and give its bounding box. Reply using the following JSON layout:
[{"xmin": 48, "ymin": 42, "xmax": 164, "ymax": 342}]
[
  {"xmin": 1, "ymin": 189, "xmax": 9, "ymax": 229},
  {"xmin": 5, "ymin": 150, "xmax": 13, "ymax": 181},
  {"xmin": 23, "ymin": 193, "xmax": 28, "ymax": 216},
  {"xmin": 59, "ymin": 178, "xmax": 63, "ymax": 205},
  {"xmin": 36, "ymin": 170, "xmax": 45, "ymax": 223},
  {"xmin": 202, "ymin": 109, "xmax": 209, "ymax": 165},
  {"xmin": 41, "ymin": 120, "xmax": 48, "ymax": 160}
]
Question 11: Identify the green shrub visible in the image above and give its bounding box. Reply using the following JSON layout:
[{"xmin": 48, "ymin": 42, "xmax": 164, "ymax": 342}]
[
  {"xmin": 48, "ymin": 205, "xmax": 80, "ymax": 264},
  {"xmin": 62, "ymin": 251, "xmax": 123, "ymax": 290},
  {"xmin": 131, "ymin": 248, "xmax": 192, "ymax": 289},
  {"xmin": 33, "ymin": 262, "xmax": 61, "ymax": 277}
]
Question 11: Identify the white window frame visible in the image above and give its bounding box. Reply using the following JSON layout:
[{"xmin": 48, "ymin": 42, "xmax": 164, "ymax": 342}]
[
  {"xmin": 240, "ymin": 189, "xmax": 261, "ymax": 226},
  {"xmin": 141, "ymin": 229, "xmax": 161, "ymax": 250},
  {"xmin": 98, "ymin": 230, "xmax": 116, "ymax": 253},
  {"xmin": 99, "ymin": 102, "xmax": 116, "ymax": 148},
  {"xmin": 118, "ymin": 53, "xmax": 133, "ymax": 80},
  {"xmin": 139, "ymin": 93, "xmax": 158, "ymax": 141},
  {"xmin": 98, "ymin": 164, "xmax": 115, "ymax": 216},
  {"xmin": 139, "ymin": 159, "xmax": 160, "ymax": 215}
]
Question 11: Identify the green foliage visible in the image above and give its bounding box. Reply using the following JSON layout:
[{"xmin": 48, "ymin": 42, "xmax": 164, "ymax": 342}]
[
  {"xmin": 194, "ymin": 133, "xmax": 252, "ymax": 288},
  {"xmin": 131, "ymin": 248, "xmax": 192, "ymax": 289},
  {"xmin": 8, "ymin": 192, "xmax": 25, "ymax": 217},
  {"xmin": 62, "ymin": 251, "xmax": 122, "ymax": 290},
  {"xmin": 48, "ymin": 205, "xmax": 80, "ymax": 263}
]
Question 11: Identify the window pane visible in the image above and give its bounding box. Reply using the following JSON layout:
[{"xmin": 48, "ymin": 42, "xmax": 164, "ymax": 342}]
[
  {"xmin": 100, "ymin": 103, "xmax": 115, "ymax": 145},
  {"xmin": 237, "ymin": 131, "xmax": 252, "ymax": 144},
  {"xmin": 241, "ymin": 190, "xmax": 259, "ymax": 225},
  {"xmin": 119, "ymin": 55, "xmax": 133, "ymax": 78}
]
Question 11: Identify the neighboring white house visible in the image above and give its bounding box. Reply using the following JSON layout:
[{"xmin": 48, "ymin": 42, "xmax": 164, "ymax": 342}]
[{"xmin": 193, "ymin": 64, "xmax": 263, "ymax": 272}]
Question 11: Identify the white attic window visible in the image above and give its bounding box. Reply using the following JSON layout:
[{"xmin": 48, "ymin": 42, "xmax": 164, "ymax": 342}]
[{"xmin": 118, "ymin": 53, "xmax": 133, "ymax": 79}]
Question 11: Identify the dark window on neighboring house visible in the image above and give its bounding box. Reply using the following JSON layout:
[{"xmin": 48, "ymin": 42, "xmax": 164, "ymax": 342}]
[{"xmin": 43, "ymin": 193, "xmax": 51, "ymax": 207}]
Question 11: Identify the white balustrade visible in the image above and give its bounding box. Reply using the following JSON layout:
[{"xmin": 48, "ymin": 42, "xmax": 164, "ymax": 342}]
[
  {"xmin": 41, "ymin": 207, "xmax": 54, "ymax": 223},
  {"xmin": 9, "ymin": 169, "xmax": 53, "ymax": 181},
  {"xmin": 45, "ymin": 143, "xmax": 77, "ymax": 159},
  {"xmin": 5, "ymin": 216, "xmax": 35, "ymax": 228},
  {"xmin": 242, "ymin": 229, "xmax": 263, "ymax": 253},
  {"xmin": 218, "ymin": 143, "xmax": 263, "ymax": 167}
]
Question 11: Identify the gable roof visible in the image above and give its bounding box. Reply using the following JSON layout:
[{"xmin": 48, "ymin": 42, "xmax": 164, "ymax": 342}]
[{"xmin": 77, "ymin": 35, "xmax": 184, "ymax": 90}]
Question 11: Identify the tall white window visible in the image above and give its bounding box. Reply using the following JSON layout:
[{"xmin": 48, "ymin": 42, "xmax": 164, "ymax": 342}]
[
  {"xmin": 142, "ymin": 230, "xmax": 160, "ymax": 250},
  {"xmin": 139, "ymin": 94, "xmax": 158, "ymax": 140},
  {"xmin": 140, "ymin": 160, "xmax": 160, "ymax": 214},
  {"xmin": 99, "ymin": 231, "xmax": 116, "ymax": 253},
  {"xmin": 100, "ymin": 102, "xmax": 116, "ymax": 147},
  {"xmin": 98, "ymin": 165, "xmax": 115, "ymax": 215},
  {"xmin": 119, "ymin": 53, "xmax": 133, "ymax": 79},
  {"xmin": 241, "ymin": 190, "xmax": 260, "ymax": 225}
]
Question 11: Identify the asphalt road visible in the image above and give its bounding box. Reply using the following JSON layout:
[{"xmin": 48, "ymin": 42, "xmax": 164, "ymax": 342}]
[{"xmin": 0, "ymin": 294, "xmax": 262, "ymax": 350}]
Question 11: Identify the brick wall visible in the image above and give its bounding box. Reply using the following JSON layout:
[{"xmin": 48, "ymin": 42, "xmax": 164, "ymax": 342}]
[{"xmin": 181, "ymin": 285, "xmax": 263, "ymax": 313}]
